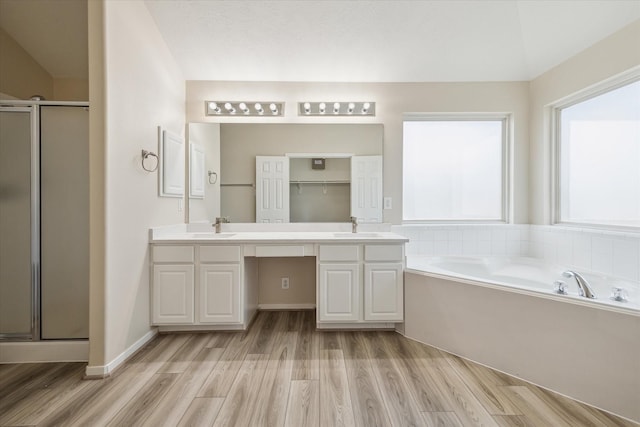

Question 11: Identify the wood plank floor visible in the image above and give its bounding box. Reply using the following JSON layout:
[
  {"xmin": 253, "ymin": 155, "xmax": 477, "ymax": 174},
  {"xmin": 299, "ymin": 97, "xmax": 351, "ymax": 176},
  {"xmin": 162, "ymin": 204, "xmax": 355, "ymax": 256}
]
[{"xmin": 0, "ymin": 310, "xmax": 637, "ymax": 427}]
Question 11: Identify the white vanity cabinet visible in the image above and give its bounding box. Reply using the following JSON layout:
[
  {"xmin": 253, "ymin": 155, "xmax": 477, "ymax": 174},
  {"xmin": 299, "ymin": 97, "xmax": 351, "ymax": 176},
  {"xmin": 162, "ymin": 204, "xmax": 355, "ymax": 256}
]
[
  {"xmin": 150, "ymin": 232, "xmax": 406, "ymax": 331},
  {"xmin": 151, "ymin": 246, "xmax": 195, "ymax": 324},
  {"xmin": 317, "ymin": 243, "xmax": 404, "ymax": 326},
  {"xmin": 151, "ymin": 244, "xmax": 253, "ymax": 329},
  {"xmin": 198, "ymin": 246, "xmax": 242, "ymax": 323},
  {"xmin": 363, "ymin": 245, "xmax": 404, "ymax": 322},
  {"xmin": 318, "ymin": 245, "xmax": 361, "ymax": 322}
]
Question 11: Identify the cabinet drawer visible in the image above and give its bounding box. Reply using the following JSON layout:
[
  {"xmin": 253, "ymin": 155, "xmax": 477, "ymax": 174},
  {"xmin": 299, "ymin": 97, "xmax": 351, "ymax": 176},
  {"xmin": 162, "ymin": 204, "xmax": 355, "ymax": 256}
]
[
  {"xmin": 153, "ymin": 246, "xmax": 194, "ymax": 263},
  {"xmin": 255, "ymin": 245, "xmax": 305, "ymax": 257},
  {"xmin": 365, "ymin": 245, "xmax": 403, "ymax": 262},
  {"xmin": 200, "ymin": 245, "xmax": 242, "ymax": 263},
  {"xmin": 319, "ymin": 245, "xmax": 360, "ymax": 262}
]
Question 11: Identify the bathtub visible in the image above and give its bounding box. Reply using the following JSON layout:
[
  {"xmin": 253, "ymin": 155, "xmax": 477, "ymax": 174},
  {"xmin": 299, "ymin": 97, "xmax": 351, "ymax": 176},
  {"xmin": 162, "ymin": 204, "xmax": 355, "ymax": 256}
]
[
  {"xmin": 407, "ymin": 256, "xmax": 640, "ymax": 315},
  {"xmin": 404, "ymin": 256, "xmax": 640, "ymax": 423}
]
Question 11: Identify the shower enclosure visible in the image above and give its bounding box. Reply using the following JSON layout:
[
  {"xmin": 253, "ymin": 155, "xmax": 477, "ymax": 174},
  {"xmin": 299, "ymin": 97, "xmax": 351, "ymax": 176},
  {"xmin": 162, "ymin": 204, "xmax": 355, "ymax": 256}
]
[{"xmin": 0, "ymin": 101, "xmax": 89, "ymax": 341}]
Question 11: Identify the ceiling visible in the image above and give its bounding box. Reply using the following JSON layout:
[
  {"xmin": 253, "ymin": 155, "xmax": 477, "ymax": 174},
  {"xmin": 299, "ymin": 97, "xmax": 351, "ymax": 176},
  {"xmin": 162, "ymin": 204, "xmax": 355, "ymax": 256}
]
[
  {"xmin": 0, "ymin": 1, "xmax": 638, "ymax": 82},
  {"xmin": 144, "ymin": 0, "xmax": 640, "ymax": 82}
]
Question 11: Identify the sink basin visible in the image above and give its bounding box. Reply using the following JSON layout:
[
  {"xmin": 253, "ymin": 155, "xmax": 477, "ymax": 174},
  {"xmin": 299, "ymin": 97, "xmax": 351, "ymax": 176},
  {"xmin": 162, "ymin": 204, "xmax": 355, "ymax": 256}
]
[
  {"xmin": 333, "ymin": 232, "xmax": 381, "ymax": 238},
  {"xmin": 186, "ymin": 232, "xmax": 236, "ymax": 239}
]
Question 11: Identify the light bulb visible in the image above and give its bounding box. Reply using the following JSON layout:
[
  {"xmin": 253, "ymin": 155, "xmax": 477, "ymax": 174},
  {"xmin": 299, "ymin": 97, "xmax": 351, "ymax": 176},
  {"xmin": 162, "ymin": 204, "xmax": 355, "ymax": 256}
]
[
  {"xmin": 347, "ymin": 103, "xmax": 355, "ymax": 114},
  {"xmin": 255, "ymin": 103, "xmax": 264, "ymax": 114},
  {"xmin": 224, "ymin": 102, "xmax": 236, "ymax": 114},
  {"xmin": 319, "ymin": 102, "xmax": 326, "ymax": 114},
  {"xmin": 209, "ymin": 102, "xmax": 221, "ymax": 114},
  {"xmin": 333, "ymin": 102, "xmax": 340, "ymax": 114},
  {"xmin": 239, "ymin": 102, "xmax": 249, "ymax": 114},
  {"xmin": 362, "ymin": 102, "xmax": 370, "ymax": 114},
  {"xmin": 303, "ymin": 102, "xmax": 311, "ymax": 114},
  {"xmin": 269, "ymin": 103, "xmax": 278, "ymax": 114}
]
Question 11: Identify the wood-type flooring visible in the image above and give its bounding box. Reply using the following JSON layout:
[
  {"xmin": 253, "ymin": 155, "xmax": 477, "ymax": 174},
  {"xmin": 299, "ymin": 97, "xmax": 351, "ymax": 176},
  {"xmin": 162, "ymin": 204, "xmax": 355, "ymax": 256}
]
[{"xmin": 0, "ymin": 310, "xmax": 637, "ymax": 426}]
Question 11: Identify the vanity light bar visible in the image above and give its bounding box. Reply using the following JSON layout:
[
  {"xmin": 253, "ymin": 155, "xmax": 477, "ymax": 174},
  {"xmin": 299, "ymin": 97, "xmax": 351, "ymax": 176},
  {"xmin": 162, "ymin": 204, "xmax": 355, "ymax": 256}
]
[
  {"xmin": 297, "ymin": 102, "xmax": 375, "ymax": 116},
  {"xmin": 205, "ymin": 101, "xmax": 284, "ymax": 117}
]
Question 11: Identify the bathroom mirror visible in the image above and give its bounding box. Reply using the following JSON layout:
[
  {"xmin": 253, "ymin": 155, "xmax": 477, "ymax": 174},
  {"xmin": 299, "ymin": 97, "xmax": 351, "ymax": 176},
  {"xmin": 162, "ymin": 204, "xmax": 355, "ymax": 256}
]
[{"xmin": 187, "ymin": 123, "xmax": 383, "ymax": 223}]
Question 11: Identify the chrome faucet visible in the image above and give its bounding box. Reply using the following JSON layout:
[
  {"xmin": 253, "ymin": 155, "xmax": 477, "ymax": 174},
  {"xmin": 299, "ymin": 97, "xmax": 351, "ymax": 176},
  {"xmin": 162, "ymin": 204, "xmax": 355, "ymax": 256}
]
[
  {"xmin": 350, "ymin": 216, "xmax": 358, "ymax": 233},
  {"xmin": 214, "ymin": 216, "xmax": 229, "ymax": 233},
  {"xmin": 562, "ymin": 270, "xmax": 596, "ymax": 299}
]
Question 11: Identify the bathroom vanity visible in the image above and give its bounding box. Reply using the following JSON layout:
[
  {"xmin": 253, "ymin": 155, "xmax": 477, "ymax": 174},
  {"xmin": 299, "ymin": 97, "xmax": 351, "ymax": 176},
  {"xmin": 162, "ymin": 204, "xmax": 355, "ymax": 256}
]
[{"xmin": 149, "ymin": 227, "xmax": 408, "ymax": 331}]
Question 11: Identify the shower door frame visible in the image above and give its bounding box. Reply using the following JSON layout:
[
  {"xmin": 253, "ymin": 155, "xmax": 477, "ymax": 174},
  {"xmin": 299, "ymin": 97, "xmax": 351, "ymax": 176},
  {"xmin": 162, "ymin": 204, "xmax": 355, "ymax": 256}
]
[{"xmin": 0, "ymin": 100, "xmax": 89, "ymax": 341}]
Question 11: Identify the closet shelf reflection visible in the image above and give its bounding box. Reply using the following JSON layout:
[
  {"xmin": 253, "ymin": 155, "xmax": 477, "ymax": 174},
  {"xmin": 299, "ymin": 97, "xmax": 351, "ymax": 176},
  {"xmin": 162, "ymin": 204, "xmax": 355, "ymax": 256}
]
[{"xmin": 289, "ymin": 180, "xmax": 350, "ymax": 184}]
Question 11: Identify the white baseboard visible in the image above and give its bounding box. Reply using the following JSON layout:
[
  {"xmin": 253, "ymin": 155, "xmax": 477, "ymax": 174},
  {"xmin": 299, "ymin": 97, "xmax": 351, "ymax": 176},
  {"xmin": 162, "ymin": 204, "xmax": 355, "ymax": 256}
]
[
  {"xmin": 258, "ymin": 304, "xmax": 316, "ymax": 310},
  {"xmin": 158, "ymin": 324, "xmax": 246, "ymax": 332},
  {"xmin": 316, "ymin": 322, "xmax": 396, "ymax": 330},
  {"xmin": 0, "ymin": 340, "xmax": 89, "ymax": 363},
  {"xmin": 85, "ymin": 328, "xmax": 157, "ymax": 378}
]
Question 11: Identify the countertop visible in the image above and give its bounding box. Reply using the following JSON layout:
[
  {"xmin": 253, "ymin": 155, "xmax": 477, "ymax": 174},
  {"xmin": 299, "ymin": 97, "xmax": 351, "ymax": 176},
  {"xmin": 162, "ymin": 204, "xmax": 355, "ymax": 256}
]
[
  {"xmin": 150, "ymin": 231, "xmax": 409, "ymax": 244},
  {"xmin": 150, "ymin": 223, "xmax": 409, "ymax": 244}
]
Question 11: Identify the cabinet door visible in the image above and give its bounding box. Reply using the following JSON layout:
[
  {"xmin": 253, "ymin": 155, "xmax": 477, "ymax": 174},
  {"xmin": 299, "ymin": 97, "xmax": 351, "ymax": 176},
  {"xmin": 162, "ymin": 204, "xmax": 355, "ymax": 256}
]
[
  {"xmin": 364, "ymin": 263, "xmax": 403, "ymax": 322},
  {"xmin": 199, "ymin": 264, "xmax": 241, "ymax": 323},
  {"xmin": 152, "ymin": 265, "xmax": 194, "ymax": 324},
  {"xmin": 318, "ymin": 263, "xmax": 360, "ymax": 322}
]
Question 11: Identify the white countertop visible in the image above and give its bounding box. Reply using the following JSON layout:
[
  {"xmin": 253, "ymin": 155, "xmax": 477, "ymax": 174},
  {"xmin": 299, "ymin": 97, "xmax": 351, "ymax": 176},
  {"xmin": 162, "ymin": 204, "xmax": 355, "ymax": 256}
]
[{"xmin": 150, "ymin": 223, "xmax": 409, "ymax": 244}]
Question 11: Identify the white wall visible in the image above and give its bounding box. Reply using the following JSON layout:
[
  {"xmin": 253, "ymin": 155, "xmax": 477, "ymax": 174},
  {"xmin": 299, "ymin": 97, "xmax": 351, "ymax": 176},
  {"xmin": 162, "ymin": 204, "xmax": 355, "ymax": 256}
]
[
  {"xmin": 89, "ymin": 0, "xmax": 185, "ymax": 371},
  {"xmin": 186, "ymin": 81, "xmax": 530, "ymax": 224},
  {"xmin": 529, "ymin": 20, "xmax": 640, "ymax": 225}
]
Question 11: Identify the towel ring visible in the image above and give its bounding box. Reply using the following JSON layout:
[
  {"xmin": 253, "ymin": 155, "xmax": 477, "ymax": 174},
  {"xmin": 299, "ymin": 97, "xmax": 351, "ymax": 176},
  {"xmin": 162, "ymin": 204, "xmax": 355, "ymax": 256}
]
[
  {"xmin": 208, "ymin": 171, "xmax": 218, "ymax": 184},
  {"xmin": 141, "ymin": 149, "xmax": 158, "ymax": 172}
]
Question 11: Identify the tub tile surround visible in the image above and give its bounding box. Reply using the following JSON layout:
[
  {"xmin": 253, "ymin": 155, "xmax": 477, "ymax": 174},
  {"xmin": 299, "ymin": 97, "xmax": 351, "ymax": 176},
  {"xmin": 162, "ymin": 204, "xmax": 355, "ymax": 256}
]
[
  {"xmin": 393, "ymin": 223, "xmax": 640, "ymax": 285},
  {"xmin": 529, "ymin": 225, "xmax": 640, "ymax": 284},
  {"xmin": 393, "ymin": 224, "xmax": 531, "ymax": 258}
]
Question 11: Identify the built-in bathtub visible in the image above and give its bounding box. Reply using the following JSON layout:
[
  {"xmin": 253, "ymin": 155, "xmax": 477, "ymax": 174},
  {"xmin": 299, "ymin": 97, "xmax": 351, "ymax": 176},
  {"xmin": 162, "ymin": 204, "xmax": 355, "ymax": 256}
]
[{"xmin": 404, "ymin": 256, "xmax": 640, "ymax": 424}]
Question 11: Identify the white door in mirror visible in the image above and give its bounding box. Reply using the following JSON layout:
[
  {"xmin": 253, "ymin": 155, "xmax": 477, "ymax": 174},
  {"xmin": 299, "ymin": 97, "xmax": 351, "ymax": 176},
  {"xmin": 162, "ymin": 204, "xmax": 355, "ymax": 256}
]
[
  {"xmin": 351, "ymin": 155, "xmax": 383, "ymax": 222},
  {"xmin": 256, "ymin": 156, "xmax": 290, "ymax": 223}
]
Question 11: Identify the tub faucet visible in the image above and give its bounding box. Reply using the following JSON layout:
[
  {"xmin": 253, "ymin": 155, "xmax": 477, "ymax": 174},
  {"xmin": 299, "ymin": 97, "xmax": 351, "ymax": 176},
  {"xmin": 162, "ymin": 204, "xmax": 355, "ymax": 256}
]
[
  {"xmin": 562, "ymin": 270, "xmax": 596, "ymax": 299},
  {"xmin": 350, "ymin": 216, "xmax": 358, "ymax": 233},
  {"xmin": 214, "ymin": 216, "xmax": 229, "ymax": 233}
]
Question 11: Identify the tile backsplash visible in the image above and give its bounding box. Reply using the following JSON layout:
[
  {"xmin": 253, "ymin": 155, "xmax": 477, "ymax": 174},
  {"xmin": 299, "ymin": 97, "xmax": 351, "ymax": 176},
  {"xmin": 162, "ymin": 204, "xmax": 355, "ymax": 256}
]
[{"xmin": 393, "ymin": 224, "xmax": 640, "ymax": 283}]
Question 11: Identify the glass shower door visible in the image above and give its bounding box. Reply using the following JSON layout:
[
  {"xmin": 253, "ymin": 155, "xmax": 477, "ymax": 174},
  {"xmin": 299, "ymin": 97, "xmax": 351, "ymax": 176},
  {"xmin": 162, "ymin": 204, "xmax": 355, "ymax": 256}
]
[{"xmin": 0, "ymin": 107, "xmax": 37, "ymax": 340}]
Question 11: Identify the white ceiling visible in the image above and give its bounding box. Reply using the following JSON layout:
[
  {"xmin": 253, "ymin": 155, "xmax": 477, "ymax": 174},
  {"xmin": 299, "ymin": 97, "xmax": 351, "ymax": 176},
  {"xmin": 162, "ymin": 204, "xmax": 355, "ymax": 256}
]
[
  {"xmin": 0, "ymin": 0, "xmax": 88, "ymax": 79},
  {"xmin": 0, "ymin": 1, "xmax": 638, "ymax": 82},
  {"xmin": 145, "ymin": 0, "xmax": 640, "ymax": 82}
]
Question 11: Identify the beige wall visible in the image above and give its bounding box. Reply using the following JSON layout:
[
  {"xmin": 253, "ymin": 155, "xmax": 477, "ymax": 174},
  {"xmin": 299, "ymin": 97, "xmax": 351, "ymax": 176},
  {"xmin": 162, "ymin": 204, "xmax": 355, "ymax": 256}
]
[
  {"xmin": 528, "ymin": 20, "xmax": 640, "ymax": 225},
  {"xmin": 257, "ymin": 257, "xmax": 316, "ymax": 307},
  {"xmin": 88, "ymin": 0, "xmax": 185, "ymax": 369},
  {"xmin": 0, "ymin": 28, "xmax": 87, "ymax": 101},
  {"xmin": 186, "ymin": 81, "xmax": 530, "ymax": 224},
  {"xmin": 53, "ymin": 78, "xmax": 89, "ymax": 101},
  {"xmin": 0, "ymin": 27, "xmax": 53, "ymax": 100},
  {"xmin": 88, "ymin": 0, "xmax": 106, "ymax": 369}
]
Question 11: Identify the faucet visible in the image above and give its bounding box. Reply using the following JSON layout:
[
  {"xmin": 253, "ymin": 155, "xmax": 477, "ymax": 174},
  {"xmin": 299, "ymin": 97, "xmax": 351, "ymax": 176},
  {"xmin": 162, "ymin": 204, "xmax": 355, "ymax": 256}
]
[
  {"xmin": 350, "ymin": 216, "xmax": 358, "ymax": 233},
  {"xmin": 562, "ymin": 270, "xmax": 596, "ymax": 299},
  {"xmin": 214, "ymin": 216, "xmax": 229, "ymax": 233}
]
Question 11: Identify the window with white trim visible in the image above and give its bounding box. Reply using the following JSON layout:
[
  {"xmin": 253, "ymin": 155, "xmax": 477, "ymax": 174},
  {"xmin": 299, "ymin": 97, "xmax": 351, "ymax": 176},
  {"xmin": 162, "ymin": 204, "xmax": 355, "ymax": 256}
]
[
  {"xmin": 403, "ymin": 116, "xmax": 508, "ymax": 222},
  {"xmin": 555, "ymin": 78, "xmax": 640, "ymax": 229}
]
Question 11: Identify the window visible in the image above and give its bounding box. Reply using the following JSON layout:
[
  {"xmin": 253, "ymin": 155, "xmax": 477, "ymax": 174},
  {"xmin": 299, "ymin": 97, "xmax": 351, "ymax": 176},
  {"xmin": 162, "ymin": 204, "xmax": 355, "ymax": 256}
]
[
  {"xmin": 555, "ymin": 78, "xmax": 640, "ymax": 228},
  {"xmin": 403, "ymin": 116, "xmax": 508, "ymax": 222}
]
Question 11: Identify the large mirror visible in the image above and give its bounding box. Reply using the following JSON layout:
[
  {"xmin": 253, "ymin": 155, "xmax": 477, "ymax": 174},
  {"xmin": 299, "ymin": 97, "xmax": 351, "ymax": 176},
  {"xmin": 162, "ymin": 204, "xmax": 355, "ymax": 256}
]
[{"xmin": 187, "ymin": 123, "xmax": 383, "ymax": 223}]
